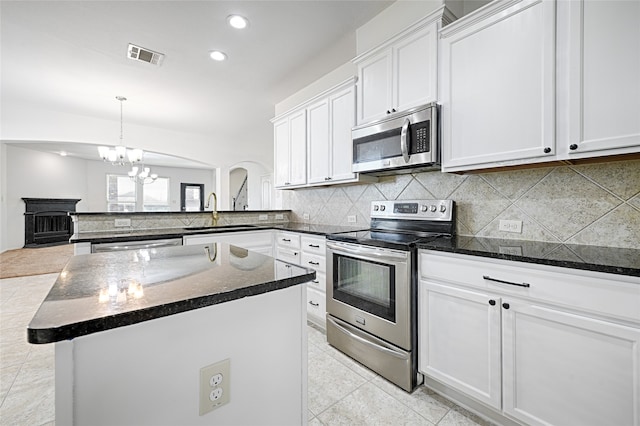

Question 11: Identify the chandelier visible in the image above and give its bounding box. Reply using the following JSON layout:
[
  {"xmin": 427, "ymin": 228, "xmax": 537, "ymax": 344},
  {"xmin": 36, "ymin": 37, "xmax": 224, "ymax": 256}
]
[
  {"xmin": 97, "ymin": 96, "xmax": 144, "ymax": 165},
  {"xmin": 129, "ymin": 166, "xmax": 158, "ymax": 185}
]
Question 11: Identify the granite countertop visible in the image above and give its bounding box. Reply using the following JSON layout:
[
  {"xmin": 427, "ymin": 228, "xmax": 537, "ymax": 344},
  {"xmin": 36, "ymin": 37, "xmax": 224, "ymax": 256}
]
[
  {"xmin": 70, "ymin": 223, "xmax": 366, "ymax": 244},
  {"xmin": 27, "ymin": 243, "xmax": 315, "ymax": 344},
  {"xmin": 417, "ymin": 236, "xmax": 640, "ymax": 277}
]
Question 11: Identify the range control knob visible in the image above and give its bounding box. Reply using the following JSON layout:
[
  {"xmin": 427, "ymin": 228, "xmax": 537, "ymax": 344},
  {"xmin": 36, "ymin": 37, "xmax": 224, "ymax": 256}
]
[
  {"xmin": 440, "ymin": 205, "xmax": 447, "ymax": 213},
  {"xmin": 421, "ymin": 205, "xmax": 428, "ymax": 212},
  {"xmin": 373, "ymin": 205, "xmax": 379, "ymax": 211},
  {"xmin": 380, "ymin": 205, "xmax": 386, "ymax": 211},
  {"xmin": 430, "ymin": 205, "xmax": 437, "ymax": 212}
]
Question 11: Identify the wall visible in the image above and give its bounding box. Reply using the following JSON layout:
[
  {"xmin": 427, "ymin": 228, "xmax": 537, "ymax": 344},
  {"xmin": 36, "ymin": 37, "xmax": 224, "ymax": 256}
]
[
  {"xmin": 281, "ymin": 159, "xmax": 640, "ymax": 249},
  {"xmin": 3, "ymin": 144, "xmax": 215, "ymax": 250}
]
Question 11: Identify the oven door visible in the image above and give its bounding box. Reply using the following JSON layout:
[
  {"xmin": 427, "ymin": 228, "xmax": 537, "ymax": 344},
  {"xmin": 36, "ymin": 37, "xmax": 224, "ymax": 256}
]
[{"xmin": 326, "ymin": 240, "xmax": 411, "ymax": 350}]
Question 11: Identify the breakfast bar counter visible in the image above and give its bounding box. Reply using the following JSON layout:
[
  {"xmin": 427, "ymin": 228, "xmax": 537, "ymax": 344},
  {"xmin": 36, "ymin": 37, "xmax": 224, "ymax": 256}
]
[{"xmin": 28, "ymin": 243, "xmax": 315, "ymax": 425}]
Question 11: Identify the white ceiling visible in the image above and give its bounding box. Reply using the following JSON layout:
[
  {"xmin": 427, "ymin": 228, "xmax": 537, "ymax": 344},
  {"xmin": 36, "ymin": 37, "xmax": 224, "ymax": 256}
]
[{"xmin": 0, "ymin": 0, "xmax": 393, "ymax": 168}]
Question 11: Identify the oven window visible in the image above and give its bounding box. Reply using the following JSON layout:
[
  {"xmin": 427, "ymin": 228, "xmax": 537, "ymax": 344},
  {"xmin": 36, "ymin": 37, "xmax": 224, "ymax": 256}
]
[
  {"xmin": 333, "ymin": 254, "xmax": 395, "ymax": 322},
  {"xmin": 353, "ymin": 128, "xmax": 402, "ymax": 163}
]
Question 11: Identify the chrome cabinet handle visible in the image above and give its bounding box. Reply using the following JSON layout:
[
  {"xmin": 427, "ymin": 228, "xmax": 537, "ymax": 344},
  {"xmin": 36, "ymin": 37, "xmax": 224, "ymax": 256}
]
[
  {"xmin": 308, "ymin": 261, "xmax": 320, "ymax": 266},
  {"xmin": 309, "ymin": 301, "xmax": 319, "ymax": 307},
  {"xmin": 308, "ymin": 244, "xmax": 320, "ymax": 248},
  {"xmin": 282, "ymin": 238, "xmax": 291, "ymax": 242},
  {"xmin": 483, "ymin": 275, "xmax": 530, "ymax": 288},
  {"xmin": 400, "ymin": 117, "xmax": 410, "ymax": 163}
]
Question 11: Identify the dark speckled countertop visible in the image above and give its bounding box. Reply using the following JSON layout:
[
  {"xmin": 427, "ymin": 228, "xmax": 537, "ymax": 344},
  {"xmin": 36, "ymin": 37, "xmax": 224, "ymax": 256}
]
[
  {"xmin": 70, "ymin": 223, "xmax": 366, "ymax": 244},
  {"xmin": 27, "ymin": 243, "xmax": 315, "ymax": 344},
  {"xmin": 417, "ymin": 236, "xmax": 640, "ymax": 277}
]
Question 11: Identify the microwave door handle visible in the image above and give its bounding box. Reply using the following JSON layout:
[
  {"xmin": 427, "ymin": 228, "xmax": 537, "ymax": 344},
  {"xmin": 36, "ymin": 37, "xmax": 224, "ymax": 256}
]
[{"xmin": 400, "ymin": 117, "xmax": 410, "ymax": 163}]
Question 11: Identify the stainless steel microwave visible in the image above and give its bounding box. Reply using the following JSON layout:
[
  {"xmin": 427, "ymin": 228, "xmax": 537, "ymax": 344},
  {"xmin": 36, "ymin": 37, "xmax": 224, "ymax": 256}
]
[{"xmin": 352, "ymin": 103, "xmax": 438, "ymax": 175}]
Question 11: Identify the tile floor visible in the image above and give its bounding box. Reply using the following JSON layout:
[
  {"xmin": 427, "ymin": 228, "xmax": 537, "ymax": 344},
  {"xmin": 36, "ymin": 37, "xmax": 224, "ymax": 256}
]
[{"xmin": 1, "ymin": 273, "xmax": 490, "ymax": 425}]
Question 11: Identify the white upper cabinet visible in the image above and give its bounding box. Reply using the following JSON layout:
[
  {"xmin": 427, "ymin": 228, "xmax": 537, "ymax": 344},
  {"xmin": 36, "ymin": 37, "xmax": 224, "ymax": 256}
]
[
  {"xmin": 440, "ymin": 0, "xmax": 556, "ymax": 173},
  {"xmin": 273, "ymin": 109, "xmax": 306, "ymax": 188},
  {"xmin": 307, "ymin": 84, "xmax": 358, "ymax": 185},
  {"xmin": 561, "ymin": 0, "xmax": 640, "ymax": 158},
  {"xmin": 354, "ymin": 7, "xmax": 454, "ymax": 125},
  {"xmin": 274, "ymin": 78, "xmax": 374, "ymax": 189}
]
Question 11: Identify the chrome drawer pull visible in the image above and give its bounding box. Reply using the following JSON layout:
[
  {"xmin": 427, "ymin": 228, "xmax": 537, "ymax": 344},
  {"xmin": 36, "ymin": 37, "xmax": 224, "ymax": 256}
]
[
  {"xmin": 308, "ymin": 261, "xmax": 320, "ymax": 266},
  {"xmin": 308, "ymin": 244, "xmax": 320, "ymax": 248},
  {"xmin": 483, "ymin": 275, "xmax": 530, "ymax": 288},
  {"xmin": 282, "ymin": 238, "xmax": 291, "ymax": 242},
  {"xmin": 309, "ymin": 301, "xmax": 319, "ymax": 307}
]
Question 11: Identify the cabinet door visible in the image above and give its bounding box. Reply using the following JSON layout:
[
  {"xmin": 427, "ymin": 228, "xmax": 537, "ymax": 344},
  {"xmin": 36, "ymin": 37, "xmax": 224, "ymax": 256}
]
[
  {"xmin": 502, "ymin": 300, "xmax": 640, "ymax": 426},
  {"xmin": 307, "ymin": 99, "xmax": 331, "ymax": 184},
  {"xmin": 419, "ymin": 281, "xmax": 502, "ymax": 409},
  {"xmin": 393, "ymin": 22, "xmax": 438, "ymax": 113},
  {"xmin": 273, "ymin": 118, "xmax": 290, "ymax": 187},
  {"xmin": 565, "ymin": 0, "xmax": 640, "ymax": 157},
  {"xmin": 329, "ymin": 86, "xmax": 356, "ymax": 182},
  {"xmin": 356, "ymin": 50, "xmax": 392, "ymax": 124},
  {"xmin": 307, "ymin": 287, "xmax": 326, "ymax": 329},
  {"xmin": 288, "ymin": 109, "xmax": 307, "ymax": 186},
  {"xmin": 440, "ymin": 0, "xmax": 556, "ymax": 172}
]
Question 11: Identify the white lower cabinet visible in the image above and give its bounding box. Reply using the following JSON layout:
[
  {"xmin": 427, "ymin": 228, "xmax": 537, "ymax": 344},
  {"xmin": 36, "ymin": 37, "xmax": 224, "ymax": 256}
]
[
  {"xmin": 420, "ymin": 282, "xmax": 502, "ymax": 409},
  {"xmin": 419, "ymin": 251, "xmax": 640, "ymax": 426},
  {"xmin": 502, "ymin": 300, "xmax": 640, "ymax": 426},
  {"xmin": 276, "ymin": 232, "xmax": 327, "ymax": 329}
]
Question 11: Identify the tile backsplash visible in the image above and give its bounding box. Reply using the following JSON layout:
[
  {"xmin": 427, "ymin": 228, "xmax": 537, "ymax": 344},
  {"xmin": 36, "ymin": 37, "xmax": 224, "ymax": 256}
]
[{"xmin": 282, "ymin": 159, "xmax": 640, "ymax": 249}]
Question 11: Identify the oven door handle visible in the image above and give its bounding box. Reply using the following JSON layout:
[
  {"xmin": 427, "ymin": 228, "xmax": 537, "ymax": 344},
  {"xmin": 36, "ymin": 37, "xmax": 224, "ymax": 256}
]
[
  {"xmin": 326, "ymin": 241, "xmax": 409, "ymax": 262},
  {"xmin": 327, "ymin": 316, "xmax": 407, "ymax": 359},
  {"xmin": 400, "ymin": 117, "xmax": 410, "ymax": 163}
]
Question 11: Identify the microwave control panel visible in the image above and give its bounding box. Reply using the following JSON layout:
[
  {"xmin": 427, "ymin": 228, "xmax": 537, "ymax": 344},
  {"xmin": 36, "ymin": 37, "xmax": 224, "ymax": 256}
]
[{"xmin": 411, "ymin": 121, "xmax": 430, "ymax": 154}]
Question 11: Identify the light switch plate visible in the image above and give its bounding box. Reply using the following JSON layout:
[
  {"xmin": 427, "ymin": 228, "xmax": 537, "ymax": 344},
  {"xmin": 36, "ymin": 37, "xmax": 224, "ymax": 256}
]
[
  {"xmin": 275, "ymin": 213, "xmax": 284, "ymax": 220},
  {"xmin": 199, "ymin": 359, "xmax": 230, "ymax": 416}
]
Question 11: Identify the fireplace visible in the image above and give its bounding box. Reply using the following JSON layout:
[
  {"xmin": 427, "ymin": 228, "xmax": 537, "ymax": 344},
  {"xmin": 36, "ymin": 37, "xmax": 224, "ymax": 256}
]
[{"xmin": 23, "ymin": 198, "xmax": 81, "ymax": 247}]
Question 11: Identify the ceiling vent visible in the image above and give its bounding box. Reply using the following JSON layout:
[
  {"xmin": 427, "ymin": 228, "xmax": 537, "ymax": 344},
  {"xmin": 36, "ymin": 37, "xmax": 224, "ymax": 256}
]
[{"xmin": 127, "ymin": 43, "xmax": 164, "ymax": 66}]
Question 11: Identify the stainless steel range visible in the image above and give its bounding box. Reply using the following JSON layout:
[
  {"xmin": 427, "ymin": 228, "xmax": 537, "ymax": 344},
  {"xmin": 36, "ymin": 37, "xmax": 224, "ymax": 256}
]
[{"xmin": 326, "ymin": 199, "xmax": 455, "ymax": 392}]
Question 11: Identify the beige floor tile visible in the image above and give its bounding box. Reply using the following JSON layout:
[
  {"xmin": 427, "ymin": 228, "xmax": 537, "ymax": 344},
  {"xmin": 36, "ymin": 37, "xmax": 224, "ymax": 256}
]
[
  {"xmin": 0, "ymin": 362, "xmax": 21, "ymax": 404},
  {"xmin": 371, "ymin": 376, "xmax": 453, "ymax": 424},
  {"xmin": 308, "ymin": 350, "xmax": 369, "ymax": 416},
  {"xmin": 317, "ymin": 382, "xmax": 434, "ymax": 425},
  {"xmin": 438, "ymin": 406, "xmax": 494, "ymax": 426}
]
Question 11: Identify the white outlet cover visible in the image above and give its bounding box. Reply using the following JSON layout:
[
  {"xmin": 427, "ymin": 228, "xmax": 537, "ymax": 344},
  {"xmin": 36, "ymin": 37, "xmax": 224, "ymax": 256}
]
[
  {"xmin": 347, "ymin": 215, "xmax": 357, "ymax": 223},
  {"xmin": 199, "ymin": 359, "xmax": 230, "ymax": 416},
  {"xmin": 258, "ymin": 214, "xmax": 268, "ymax": 221},
  {"xmin": 499, "ymin": 219, "xmax": 522, "ymax": 233},
  {"xmin": 303, "ymin": 213, "xmax": 310, "ymax": 220}
]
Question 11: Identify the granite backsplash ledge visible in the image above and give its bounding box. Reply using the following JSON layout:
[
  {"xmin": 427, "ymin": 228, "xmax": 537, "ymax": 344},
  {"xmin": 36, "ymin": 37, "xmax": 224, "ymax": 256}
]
[
  {"xmin": 281, "ymin": 159, "xmax": 640, "ymax": 250},
  {"xmin": 73, "ymin": 211, "xmax": 291, "ymax": 233}
]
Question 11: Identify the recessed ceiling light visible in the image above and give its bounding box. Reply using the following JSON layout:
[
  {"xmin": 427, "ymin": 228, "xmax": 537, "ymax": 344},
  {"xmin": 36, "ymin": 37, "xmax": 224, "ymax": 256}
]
[
  {"xmin": 59, "ymin": 151, "xmax": 68, "ymax": 157},
  {"xmin": 227, "ymin": 15, "xmax": 248, "ymax": 29},
  {"xmin": 209, "ymin": 50, "xmax": 227, "ymax": 61}
]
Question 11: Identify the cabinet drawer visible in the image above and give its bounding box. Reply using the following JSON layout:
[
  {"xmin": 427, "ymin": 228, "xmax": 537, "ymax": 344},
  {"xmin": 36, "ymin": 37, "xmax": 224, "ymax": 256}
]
[
  {"xmin": 276, "ymin": 247, "xmax": 301, "ymax": 265},
  {"xmin": 420, "ymin": 251, "xmax": 640, "ymax": 323},
  {"xmin": 301, "ymin": 252, "xmax": 326, "ymax": 274},
  {"xmin": 308, "ymin": 272, "xmax": 326, "ymax": 292},
  {"xmin": 276, "ymin": 232, "xmax": 301, "ymax": 249},
  {"xmin": 301, "ymin": 235, "xmax": 326, "ymax": 255},
  {"xmin": 307, "ymin": 287, "xmax": 326, "ymax": 328}
]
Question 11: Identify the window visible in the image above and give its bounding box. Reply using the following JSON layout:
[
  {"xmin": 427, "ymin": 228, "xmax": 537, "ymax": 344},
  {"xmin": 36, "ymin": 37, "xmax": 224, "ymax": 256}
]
[
  {"xmin": 143, "ymin": 177, "xmax": 170, "ymax": 211},
  {"xmin": 107, "ymin": 175, "xmax": 136, "ymax": 212}
]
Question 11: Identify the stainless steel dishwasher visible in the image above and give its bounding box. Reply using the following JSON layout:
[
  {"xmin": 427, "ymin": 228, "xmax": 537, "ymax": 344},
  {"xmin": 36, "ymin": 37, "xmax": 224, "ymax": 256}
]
[{"xmin": 91, "ymin": 238, "xmax": 183, "ymax": 253}]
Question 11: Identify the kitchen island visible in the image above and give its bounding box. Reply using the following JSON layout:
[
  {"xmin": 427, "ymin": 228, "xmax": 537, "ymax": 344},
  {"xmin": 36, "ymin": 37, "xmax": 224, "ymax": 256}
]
[{"xmin": 28, "ymin": 242, "xmax": 315, "ymax": 425}]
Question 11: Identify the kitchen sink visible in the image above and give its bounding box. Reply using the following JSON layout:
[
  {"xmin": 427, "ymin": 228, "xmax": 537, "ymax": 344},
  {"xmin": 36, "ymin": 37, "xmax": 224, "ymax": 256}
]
[{"xmin": 184, "ymin": 224, "xmax": 259, "ymax": 231}]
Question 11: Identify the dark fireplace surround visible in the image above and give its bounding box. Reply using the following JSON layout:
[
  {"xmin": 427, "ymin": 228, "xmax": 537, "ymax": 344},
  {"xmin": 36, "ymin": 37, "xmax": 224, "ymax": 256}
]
[{"xmin": 23, "ymin": 198, "xmax": 80, "ymax": 248}]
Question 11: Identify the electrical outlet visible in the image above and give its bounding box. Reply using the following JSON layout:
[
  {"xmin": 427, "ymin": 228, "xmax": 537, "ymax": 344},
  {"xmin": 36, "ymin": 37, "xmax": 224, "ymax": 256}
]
[
  {"xmin": 275, "ymin": 213, "xmax": 284, "ymax": 220},
  {"xmin": 258, "ymin": 214, "xmax": 268, "ymax": 221},
  {"xmin": 199, "ymin": 359, "xmax": 230, "ymax": 416},
  {"xmin": 302, "ymin": 213, "xmax": 310, "ymax": 220},
  {"xmin": 114, "ymin": 218, "xmax": 131, "ymax": 227},
  {"xmin": 499, "ymin": 220, "xmax": 522, "ymax": 233},
  {"xmin": 347, "ymin": 215, "xmax": 357, "ymax": 223}
]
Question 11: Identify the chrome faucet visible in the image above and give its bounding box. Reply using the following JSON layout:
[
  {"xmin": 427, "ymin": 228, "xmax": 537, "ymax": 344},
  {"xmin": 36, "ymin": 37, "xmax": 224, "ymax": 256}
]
[{"xmin": 204, "ymin": 192, "xmax": 219, "ymax": 226}]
